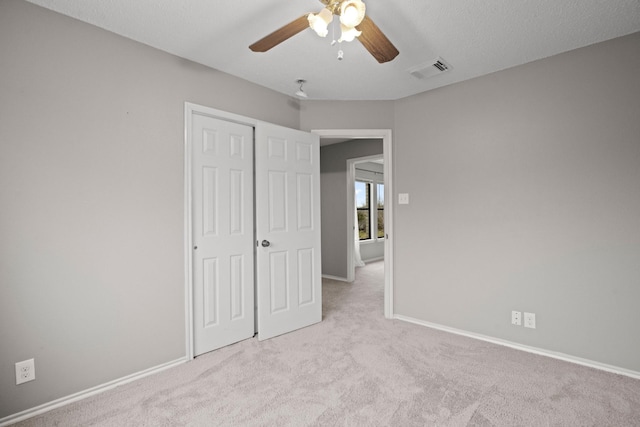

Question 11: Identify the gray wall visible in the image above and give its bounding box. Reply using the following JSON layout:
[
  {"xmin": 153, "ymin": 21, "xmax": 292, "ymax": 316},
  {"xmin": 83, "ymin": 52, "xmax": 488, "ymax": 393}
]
[
  {"xmin": 320, "ymin": 141, "xmax": 383, "ymax": 279},
  {"xmin": 299, "ymin": 100, "xmax": 395, "ymax": 132},
  {"xmin": 393, "ymin": 31, "xmax": 640, "ymax": 372},
  {"xmin": 0, "ymin": 0, "xmax": 300, "ymax": 418}
]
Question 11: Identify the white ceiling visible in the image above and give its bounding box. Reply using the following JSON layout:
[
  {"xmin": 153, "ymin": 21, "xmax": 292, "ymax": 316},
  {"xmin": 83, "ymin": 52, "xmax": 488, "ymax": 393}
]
[{"xmin": 26, "ymin": 0, "xmax": 640, "ymax": 101}]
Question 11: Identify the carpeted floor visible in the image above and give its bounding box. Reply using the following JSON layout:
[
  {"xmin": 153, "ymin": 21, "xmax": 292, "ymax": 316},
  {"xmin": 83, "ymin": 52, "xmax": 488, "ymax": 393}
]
[{"xmin": 15, "ymin": 260, "xmax": 640, "ymax": 426}]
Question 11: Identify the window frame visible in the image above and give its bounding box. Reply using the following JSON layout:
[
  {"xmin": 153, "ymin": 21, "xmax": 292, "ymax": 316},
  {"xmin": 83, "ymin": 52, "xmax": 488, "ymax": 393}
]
[
  {"xmin": 376, "ymin": 182, "xmax": 384, "ymax": 239},
  {"xmin": 356, "ymin": 180, "xmax": 371, "ymax": 241},
  {"xmin": 355, "ymin": 175, "xmax": 384, "ymax": 243}
]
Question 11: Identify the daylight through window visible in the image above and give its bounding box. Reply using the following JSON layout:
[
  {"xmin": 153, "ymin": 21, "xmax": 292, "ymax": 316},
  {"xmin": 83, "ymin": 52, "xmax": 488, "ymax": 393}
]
[
  {"xmin": 356, "ymin": 178, "xmax": 384, "ymax": 241},
  {"xmin": 356, "ymin": 180, "xmax": 370, "ymax": 240}
]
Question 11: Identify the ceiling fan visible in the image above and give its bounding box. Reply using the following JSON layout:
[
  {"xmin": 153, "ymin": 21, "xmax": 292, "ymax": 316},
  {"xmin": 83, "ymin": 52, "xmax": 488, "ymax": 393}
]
[{"xmin": 249, "ymin": 0, "xmax": 399, "ymax": 64}]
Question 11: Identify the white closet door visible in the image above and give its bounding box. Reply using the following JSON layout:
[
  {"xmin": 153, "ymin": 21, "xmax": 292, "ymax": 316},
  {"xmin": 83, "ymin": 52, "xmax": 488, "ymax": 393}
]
[
  {"xmin": 192, "ymin": 114, "xmax": 254, "ymax": 356},
  {"xmin": 255, "ymin": 122, "xmax": 322, "ymax": 340}
]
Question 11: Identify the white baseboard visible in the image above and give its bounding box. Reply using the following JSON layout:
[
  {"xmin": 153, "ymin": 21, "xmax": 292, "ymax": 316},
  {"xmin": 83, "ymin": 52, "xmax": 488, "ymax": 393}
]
[
  {"xmin": 0, "ymin": 357, "xmax": 188, "ymax": 427},
  {"xmin": 394, "ymin": 314, "xmax": 640, "ymax": 381},
  {"xmin": 364, "ymin": 257, "xmax": 384, "ymax": 263},
  {"xmin": 322, "ymin": 274, "xmax": 349, "ymax": 282}
]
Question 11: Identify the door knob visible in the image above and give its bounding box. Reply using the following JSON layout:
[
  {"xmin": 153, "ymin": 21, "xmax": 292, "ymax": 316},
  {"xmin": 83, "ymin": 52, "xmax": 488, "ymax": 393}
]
[{"xmin": 261, "ymin": 240, "xmax": 271, "ymax": 247}]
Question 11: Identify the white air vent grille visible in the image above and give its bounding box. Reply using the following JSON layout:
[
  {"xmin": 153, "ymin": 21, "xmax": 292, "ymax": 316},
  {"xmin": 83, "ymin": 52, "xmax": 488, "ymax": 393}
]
[
  {"xmin": 407, "ymin": 57, "xmax": 452, "ymax": 80},
  {"xmin": 433, "ymin": 60, "xmax": 449, "ymax": 72}
]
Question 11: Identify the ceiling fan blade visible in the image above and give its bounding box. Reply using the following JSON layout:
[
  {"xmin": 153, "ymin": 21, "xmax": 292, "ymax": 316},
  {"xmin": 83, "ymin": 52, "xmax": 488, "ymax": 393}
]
[
  {"xmin": 356, "ymin": 16, "xmax": 399, "ymax": 63},
  {"xmin": 249, "ymin": 15, "xmax": 310, "ymax": 52}
]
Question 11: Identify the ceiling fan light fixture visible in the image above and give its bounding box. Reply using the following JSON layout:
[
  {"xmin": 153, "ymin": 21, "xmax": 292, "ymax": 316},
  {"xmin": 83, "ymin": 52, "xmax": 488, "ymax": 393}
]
[
  {"xmin": 339, "ymin": 0, "xmax": 366, "ymax": 27},
  {"xmin": 307, "ymin": 8, "xmax": 333, "ymax": 37},
  {"xmin": 249, "ymin": 0, "xmax": 398, "ymax": 64},
  {"xmin": 338, "ymin": 24, "xmax": 362, "ymax": 43}
]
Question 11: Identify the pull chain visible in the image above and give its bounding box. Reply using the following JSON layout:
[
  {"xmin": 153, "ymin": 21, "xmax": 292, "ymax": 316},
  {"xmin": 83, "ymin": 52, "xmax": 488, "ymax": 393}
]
[{"xmin": 331, "ymin": 19, "xmax": 344, "ymax": 61}]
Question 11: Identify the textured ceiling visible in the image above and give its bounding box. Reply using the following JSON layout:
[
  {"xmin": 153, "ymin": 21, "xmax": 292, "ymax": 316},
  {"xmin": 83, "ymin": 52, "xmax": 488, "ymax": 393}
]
[{"xmin": 25, "ymin": 0, "xmax": 640, "ymax": 100}]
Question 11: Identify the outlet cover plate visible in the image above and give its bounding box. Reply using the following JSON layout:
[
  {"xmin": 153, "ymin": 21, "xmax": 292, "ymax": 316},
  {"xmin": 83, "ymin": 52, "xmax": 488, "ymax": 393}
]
[
  {"xmin": 511, "ymin": 310, "xmax": 522, "ymax": 326},
  {"xmin": 524, "ymin": 312, "xmax": 536, "ymax": 329},
  {"xmin": 15, "ymin": 359, "xmax": 35, "ymax": 385}
]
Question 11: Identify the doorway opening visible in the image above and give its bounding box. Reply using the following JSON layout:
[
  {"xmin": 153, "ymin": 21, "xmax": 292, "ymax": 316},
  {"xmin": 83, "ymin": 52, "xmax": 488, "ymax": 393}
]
[
  {"xmin": 313, "ymin": 129, "xmax": 394, "ymax": 319},
  {"xmin": 350, "ymin": 154, "xmax": 384, "ymax": 271}
]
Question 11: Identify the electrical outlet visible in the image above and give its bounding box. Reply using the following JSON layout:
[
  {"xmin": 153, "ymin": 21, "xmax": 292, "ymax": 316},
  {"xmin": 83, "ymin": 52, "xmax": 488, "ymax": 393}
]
[
  {"xmin": 15, "ymin": 359, "xmax": 35, "ymax": 385},
  {"xmin": 511, "ymin": 310, "xmax": 522, "ymax": 326},
  {"xmin": 524, "ymin": 312, "xmax": 536, "ymax": 329}
]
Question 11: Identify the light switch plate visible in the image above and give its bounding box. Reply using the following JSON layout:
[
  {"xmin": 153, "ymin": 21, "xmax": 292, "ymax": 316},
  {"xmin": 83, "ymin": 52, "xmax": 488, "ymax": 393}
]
[{"xmin": 398, "ymin": 193, "xmax": 409, "ymax": 204}]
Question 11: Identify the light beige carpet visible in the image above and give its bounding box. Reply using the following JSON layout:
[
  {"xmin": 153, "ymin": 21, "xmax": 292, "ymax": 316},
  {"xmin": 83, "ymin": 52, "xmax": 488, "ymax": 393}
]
[{"xmin": 15, "ymin": 261, "xmax": 640, "ymax": 426}]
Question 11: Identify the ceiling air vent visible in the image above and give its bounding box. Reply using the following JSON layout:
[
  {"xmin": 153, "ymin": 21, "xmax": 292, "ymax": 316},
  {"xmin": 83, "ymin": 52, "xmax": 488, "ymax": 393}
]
[{"xmin": 407, "ymin": 57, "xmax": 452, "ymax": 80}]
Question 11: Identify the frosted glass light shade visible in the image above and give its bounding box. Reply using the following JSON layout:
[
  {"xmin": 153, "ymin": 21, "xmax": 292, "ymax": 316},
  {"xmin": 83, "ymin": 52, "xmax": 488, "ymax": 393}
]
[
  {"xmin": 339, "ymin": 0, "xmax": 366, "ymax": 27},
  {"xmin": 338, "ymin": 24, "xmax": 362, "ymax": 42},
  {"xmin": 308, "ymin": 8, "xmax": 333, "ymax": 37}
]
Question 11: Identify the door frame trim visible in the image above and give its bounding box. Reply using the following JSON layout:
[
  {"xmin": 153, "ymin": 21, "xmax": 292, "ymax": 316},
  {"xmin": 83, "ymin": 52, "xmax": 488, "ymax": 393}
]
[
  {"xmin": 184, "ymin": 103, "xmax": 259, "ymax": 360},
  {"xmin": 311, "ymin": 129, "xmax": 394, "ymax": 319}
]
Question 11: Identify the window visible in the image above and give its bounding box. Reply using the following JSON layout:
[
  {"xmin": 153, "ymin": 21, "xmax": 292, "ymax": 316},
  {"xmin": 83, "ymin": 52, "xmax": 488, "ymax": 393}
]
[
  {"xmin": 356, "ymin": 179, "xmax": 384, "ymax": 241},
  {"xmin": 356, "ymin": 180, "xmax": 370, "ymax": 240},
  {"xmin": 377, "ymin": 183, "xmax": 384, "ymax": 238}
]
